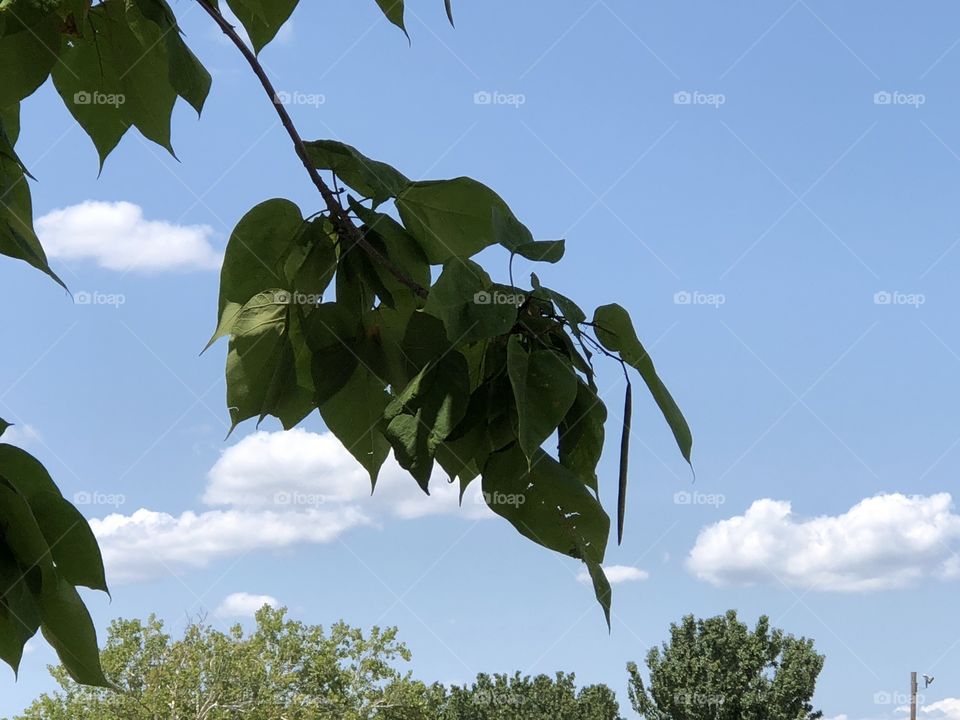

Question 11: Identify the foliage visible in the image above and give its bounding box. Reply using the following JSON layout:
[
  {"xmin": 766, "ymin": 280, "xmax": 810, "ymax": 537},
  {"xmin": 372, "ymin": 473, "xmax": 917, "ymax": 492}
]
[
  {"xmin": 0, "ymin": 0, "xmax": 694, "ymax": 680},
  {"xmin": 12, "ymin": 607, "xmax": 621, "ymax": 720},
  {"xmin": 439, "ymin": 672, "xmax": 622, "ymax": 720},
  {"xmin": 627, "ymin": 610, "xmax": 825, "ymax": 720},
  {"xmin": 0, "ymin": 423, "xmax": 108, "ymax": 687}
]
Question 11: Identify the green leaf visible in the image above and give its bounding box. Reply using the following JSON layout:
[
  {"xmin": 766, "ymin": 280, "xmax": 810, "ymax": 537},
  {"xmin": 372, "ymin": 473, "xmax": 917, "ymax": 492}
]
[
  {"xmin": 225, "ymin": 291, "xmax": 305, "ymax": 431},
  {"xmin": 506, "ymin": 337, "xmax": 578, "ymax": 465},
  {"xmin": 132, "ymin": 0, "xmax": 212, "ymax": 114},
  {"xmin": 226, "ymin": 0, "xmax": 299, "ymax": 54},
  {"xmin": 482, "ymin": 445, "xmax": 610, "ymax": 610},
  {"xmin": 0, "ymin": 418, "xmax": 9, "ymax": 438},
  {"xmin": 0, "ymin": 118, "xmax": 65, "ymax": 288},
  {"xmin": 617, "ymin": 381, "xmax": 632, "ymax": 545},
  {"xmin": 0, "ymin": 544, "xmax": 40, "ymax": 675},
  {"xmin": 383, "ymin": 352, "xmax": 471, "ymax": 490},
  {"xmin": 593, "ymin": 303, "xmax": 693, "ymax": 464},
  {"xmin": 209, "ymin": 198, "xmax": 304, "ymax": 347},
  {"xmin": 374, "ymin": 0, "xmax": 406, "ymax": 34},
  {"xmin": 53, "ymin": 0, "xmax": 180, "ymax": 163},
  {"xmin": 445, "ymin": 0, "xmax": 455, "ymax": 26},
  {"xmin": 39, "ymin": 576, "xmax": 109, "ymax": 687},
  {"xmin": 27, "ymin": 492, "xmax": 108, "ymax": 593},
  {"xmin": 0, "ymin": 10, "xmax": 61, "ymax": 108},
  {"xmin": 512, "ymin": 240, "xmax": 565, "ymax": 264},
  {"xmin": 304, "ymin": 302, "xmax": 361, "ymax": 406},
  {"xmin": 558, "ymin": 381, "xmax": 607, "ymax": 494},
  {"xmin": 351, "ymin": 202, "xmax": 431, "ymax": 294},
  {"xmin": 397, "ymin": 178, "xmax": 533, "ymax": 264},
  {"xmin": 306, "ymin": 141, "xmax": 409, "ymax": 206},
  {"xmin": 318, "ymin": 364, "xmax": 390, "ymax": 488},
  {"xmin": 580, "ymin": 554, "xmax": 612, "ymax": 630},
  {"xmin": 423, "ymin": 259, "xmax": 518, "ymax": 343}
]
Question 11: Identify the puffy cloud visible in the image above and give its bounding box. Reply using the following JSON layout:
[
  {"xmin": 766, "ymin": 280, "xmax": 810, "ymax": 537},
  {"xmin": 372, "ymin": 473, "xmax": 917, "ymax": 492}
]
[
  {"xmin": 216, "ymin": 592, "xmax": 280, "ymax": 618},
  {"xmin": 91, "ymin": 507, "xmax": 370, "ymax": 584},
  {"xmin": 37, "ymin": 201, "xmax": 221, "ymax": 272},
  {"xmin": 93, "ymin": 430, "xmax": 492, "ymax": 584},
  {"xmin": 924, "ymin": 699, "xmax": 960, "ymax": 719},
  {"xmin": 577, "ymin": 565, "xmax": 650, "ymax": 585},
  {"xmin": 688, "ymin": 494, "xmax": 960, "ymax": 592}
]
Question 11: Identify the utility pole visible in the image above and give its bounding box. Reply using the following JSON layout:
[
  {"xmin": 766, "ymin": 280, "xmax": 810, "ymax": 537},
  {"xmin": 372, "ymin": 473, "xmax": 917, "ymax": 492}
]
[{"xmin": 911, "ymin": 671, "xmax": 918, "ymax": 720}]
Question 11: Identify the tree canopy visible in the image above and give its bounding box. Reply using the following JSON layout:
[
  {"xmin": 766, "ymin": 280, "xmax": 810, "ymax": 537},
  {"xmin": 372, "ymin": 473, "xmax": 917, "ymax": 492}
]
[
  {"xmin": 627, "ymin": 610, "xmax": 825, "ymax": 720},
  {"xmin": 12, "ymin": 606, "xmax": 623, "ymax": 720},
  {"xmin": 0, "ymin": 0, "xmax": 694, "ymax": 682}
]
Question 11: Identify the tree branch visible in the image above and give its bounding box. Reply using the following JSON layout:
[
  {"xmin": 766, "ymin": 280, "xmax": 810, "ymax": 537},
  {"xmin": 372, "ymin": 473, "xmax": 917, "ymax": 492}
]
[{"xmin": 195, "ymin": 0, "xmax": 429, "ymax": 300}]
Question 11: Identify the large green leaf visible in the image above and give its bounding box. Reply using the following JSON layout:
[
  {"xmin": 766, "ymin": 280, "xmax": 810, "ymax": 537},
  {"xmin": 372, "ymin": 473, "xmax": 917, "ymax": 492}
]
[
  {"xmin": 306, "ymin": 140, "xmax": 409, "ymax": 206},
  {"xmin": 39, "ymin": 576, "xmax": 109, "ymax": 687},
  {"xmin": 397, "ymin": 178, "xmax": 533, "ymax": 264},
  {"xmin": 482, "ymin": 445, "xmax": 611, "ymax": 614},
  {"xmin": 225, "ymin": 0, "xmax": 299, "ymax": 54},
  {"xmin": 558, "ymin": 382, "xmax": 607, "ymax": 494},
  {"xmin": 0, "ymin": 418, "xmax": 9, "ymax": 438},
  {"xmin": 593, "ymin": 303, "xmax": 693, "ymax": 463},
  {"xmin": 0, "ymin": 10, "xmax": 61, "ymax": 109},
  {"xmin": 52, "ymin": 0, "xmax": 192, "ymax": 163},
  {"xmin": 132, "ymin": 0, "xmax": 212, "ymax": 114},
  {"xmin": 210, "ymin": 198, "xmax": 304, "ymax": 347},
  {"xmin": 383, "ymin": 352, "xmax": 471, "ymax": 490},
  {"xmin": 506, "ymin": 337, "xmax": 578, "ymax": 465},
  {"xmin": 0, "ymin": 106, "xmax": 65, "ymax": 288},
  {"xmin": 0, "ymin": 544, "xmax": 40, "ymax": 675},
  {"xmin": 423, "ymin": 259, "xmax": 518, "ymax": 343},
  {"xmin": 318, "ymin": 364, "xmax": 391, "ymax": 488}
]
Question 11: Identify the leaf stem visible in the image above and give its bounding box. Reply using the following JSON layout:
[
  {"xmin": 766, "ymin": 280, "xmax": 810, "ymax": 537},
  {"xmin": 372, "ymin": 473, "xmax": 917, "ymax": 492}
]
[{"xmin": 195, "ymin": 0, "xmax": 429, "ymax": 299}]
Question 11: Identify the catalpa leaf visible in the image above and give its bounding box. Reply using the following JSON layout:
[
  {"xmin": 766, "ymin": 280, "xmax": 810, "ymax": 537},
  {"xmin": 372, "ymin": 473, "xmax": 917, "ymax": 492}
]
[
  {"xmin": 306, "ymin": 141, "xmax": 409, "ymax": 206},
  {"xmin": 0, "ymin": 9, "xmax": 61, "ymax": 109},
  {"xmin": 225, "ymin": 0, "xmax": 299, "ymax": 54}
]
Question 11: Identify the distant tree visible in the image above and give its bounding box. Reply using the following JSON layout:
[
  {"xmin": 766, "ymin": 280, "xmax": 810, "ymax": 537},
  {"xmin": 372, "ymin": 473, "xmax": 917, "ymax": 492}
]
[
  {"xmin": 13, "ymin": 606, "xmax": 442, "ymax": 720},
  {"xmin": 627, "ymin": 610, "xmax": 824, "ymax": 720},
  {"xmin": 438, "ymin": 672, "xmax": 622, "ymax": 720}
]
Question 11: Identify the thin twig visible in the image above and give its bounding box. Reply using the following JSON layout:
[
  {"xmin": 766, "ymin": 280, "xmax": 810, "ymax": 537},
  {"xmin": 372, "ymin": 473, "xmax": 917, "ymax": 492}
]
[{"xmin": 196, "ymin": 0, "xmax": 429, "ymax": 299}]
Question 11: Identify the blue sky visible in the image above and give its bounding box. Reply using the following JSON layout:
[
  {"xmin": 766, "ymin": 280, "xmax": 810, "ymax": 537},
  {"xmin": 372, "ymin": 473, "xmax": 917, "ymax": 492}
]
[{"xmin": 3, "ymin": 1, "xmax": 960, "ymax": 717}]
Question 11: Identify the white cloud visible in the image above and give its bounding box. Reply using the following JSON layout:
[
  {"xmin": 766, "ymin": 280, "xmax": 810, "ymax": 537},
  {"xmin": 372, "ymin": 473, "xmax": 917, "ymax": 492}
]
[
  {"xmin": 925, "ymin": 699, "xmax": 960, "ymax": 719},
  {"xmin": 577, "ymin": 565, "xmax": 650, "ymax": 585},
  {"xmin": 216, "ymin": 592, "xmax": 279, "ymax": 618},
  {"xmin": 91, "ymin": 507, "xmax": 370, "ymax": 584},
  {"xmin": 688, "ymin": 494, "xmax": 960, "ymax": 592},
  {"xmin": 37, "ymin": 201, "xmax": 221, "ymax": 272},
  {"xmin": 93, "ymin": 430, "xmax": 492, "ymax": 584}
]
